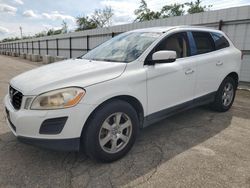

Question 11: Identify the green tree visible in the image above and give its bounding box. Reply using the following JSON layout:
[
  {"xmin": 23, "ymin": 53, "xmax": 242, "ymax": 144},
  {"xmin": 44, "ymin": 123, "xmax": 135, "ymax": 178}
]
[
  {"xmin": 34, "ymin": 31, "xmax": 47, "ymax": 38},
  {"xmin": 134, "ymin": 0, "xmax": 212, "ymax": 22},
  {"xmin": 134, "ymin": 0, "xmax": 161, "ymax": 22},
  {"xmin": 1, "ymin": 37, "xmax": 20, "ymax": 42},
  {"xmin": 76, "ymin": 16, "xmax": 97, "ymax": 31},
  {"xmin": 47, "ymin": 29, "xmax": 63, "ymax": 36},
  {"xmin": 185, "ymin": 0, "xmax": 212, "ymax": 14},
  {"xmin": 161, "ymin": 3, "xmax": 185, "ymax": 18}
]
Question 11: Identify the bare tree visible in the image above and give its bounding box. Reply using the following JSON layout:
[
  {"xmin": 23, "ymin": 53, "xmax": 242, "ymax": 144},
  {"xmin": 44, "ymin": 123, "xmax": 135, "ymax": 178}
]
[
  {"xmin": 91, "ymin": 6, "xmax": 114, "ymax": 27},
  {"xmin": 76, "ymin": 6, "xmax": 114, "ymax": 31},
  {"xmin": 61, "ymin": 20, "xmax": 68, "ymax": 33}
]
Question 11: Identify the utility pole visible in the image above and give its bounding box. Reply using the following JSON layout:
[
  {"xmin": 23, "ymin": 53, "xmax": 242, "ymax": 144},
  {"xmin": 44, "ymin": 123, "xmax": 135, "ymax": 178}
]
[{"xmin": 19, "ymin": 26, "xmax": 23, "ymax": 39}]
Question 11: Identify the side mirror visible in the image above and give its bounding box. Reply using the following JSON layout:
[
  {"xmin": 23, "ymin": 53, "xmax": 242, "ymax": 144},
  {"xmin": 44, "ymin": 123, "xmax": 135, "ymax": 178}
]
[{"xmin": 149, "ymin": 50, "xmax": 177, "ymax": 64}]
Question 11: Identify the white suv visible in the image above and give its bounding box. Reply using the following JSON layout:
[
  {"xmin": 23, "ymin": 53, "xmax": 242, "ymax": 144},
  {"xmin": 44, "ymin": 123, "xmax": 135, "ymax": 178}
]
[{"xmin": 4, "ymin": 26, "xmax": 242, "ymax": 162}]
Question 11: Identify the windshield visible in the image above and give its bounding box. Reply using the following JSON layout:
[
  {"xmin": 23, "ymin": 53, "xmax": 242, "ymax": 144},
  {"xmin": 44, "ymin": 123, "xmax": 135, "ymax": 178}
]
[{"xmin": 81, "ymin": 32, "xmax": 162, "ymax": 63}]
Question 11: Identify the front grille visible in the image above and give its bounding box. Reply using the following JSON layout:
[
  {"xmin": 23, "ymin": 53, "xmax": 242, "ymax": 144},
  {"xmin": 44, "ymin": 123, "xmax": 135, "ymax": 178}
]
[{"xmin": 9, "ymin": 86, "xmax": 23, "ymax": 110}]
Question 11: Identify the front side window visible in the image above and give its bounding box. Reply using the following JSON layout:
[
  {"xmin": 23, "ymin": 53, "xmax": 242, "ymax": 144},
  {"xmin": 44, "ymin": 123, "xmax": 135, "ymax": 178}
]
[
  {"xmin": 155, "ymin": 32, "xmax": 190, "ymax": 58},
  {"xmin": 192, "ymin": 32, "xmax": 215, "ymax": 55},
  {"xmin": 211, "ymin": 32, "xmax": 230, "ymax": 50},
  {"xmin": 81, "ymin": 32, "xmax": 162, "ymax": 63}
]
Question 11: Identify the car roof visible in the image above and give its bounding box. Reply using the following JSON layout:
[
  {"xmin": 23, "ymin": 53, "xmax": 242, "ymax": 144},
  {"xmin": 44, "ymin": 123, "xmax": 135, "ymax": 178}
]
[{"xmin": 130, "ymin": 26, "xmax": 222, "ymax": 33}]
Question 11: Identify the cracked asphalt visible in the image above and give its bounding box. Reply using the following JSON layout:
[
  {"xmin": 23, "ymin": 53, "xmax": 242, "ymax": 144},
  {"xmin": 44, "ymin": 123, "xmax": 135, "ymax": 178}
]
[{"xmin": 0, "ymin": 55, "xmax": 250, "ymax": 188}]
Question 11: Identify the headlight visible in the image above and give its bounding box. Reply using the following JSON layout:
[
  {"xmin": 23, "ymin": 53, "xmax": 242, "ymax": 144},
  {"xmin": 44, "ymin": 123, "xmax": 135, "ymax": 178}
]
[{"xmin": 31, "ymin": 87, "xmax": 85, "ymax": 110}]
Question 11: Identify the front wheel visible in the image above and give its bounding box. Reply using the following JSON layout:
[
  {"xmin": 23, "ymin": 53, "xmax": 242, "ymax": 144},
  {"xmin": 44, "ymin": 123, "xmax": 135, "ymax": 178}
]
[
  {"xmin": 210, "ymin": 77, "xmax": 237, "ymax": 112},
  {"xmin": 82, "ymin": 100, "xmax": 139, "ymax": 162}
]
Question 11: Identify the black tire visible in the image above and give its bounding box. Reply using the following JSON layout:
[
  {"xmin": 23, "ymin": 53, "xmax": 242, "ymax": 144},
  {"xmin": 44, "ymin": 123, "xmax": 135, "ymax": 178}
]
[
  {"xmin": 82, "ymin": 100, "xmax": 139, "ymax": 162},
  {"xmin": 210, "ymin": 76, "xmax": 237, "ymax": 112}
]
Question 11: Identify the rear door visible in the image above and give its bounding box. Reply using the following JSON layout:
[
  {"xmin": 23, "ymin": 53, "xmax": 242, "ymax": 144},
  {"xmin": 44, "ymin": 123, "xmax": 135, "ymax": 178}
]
[{"xmin": 191, "ymin": 31, "xmax": 223, "ymax": 98}]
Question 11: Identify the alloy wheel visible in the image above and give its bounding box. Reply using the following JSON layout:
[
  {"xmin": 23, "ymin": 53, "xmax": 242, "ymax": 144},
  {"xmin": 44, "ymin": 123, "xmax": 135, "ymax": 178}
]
[
  {"xmin": 222, "ymin": 82, "xmax": 234, "ymax": 107},
  {"xmin": 98, "ymin": 112, "xmax": 132, "ymax": 154}
]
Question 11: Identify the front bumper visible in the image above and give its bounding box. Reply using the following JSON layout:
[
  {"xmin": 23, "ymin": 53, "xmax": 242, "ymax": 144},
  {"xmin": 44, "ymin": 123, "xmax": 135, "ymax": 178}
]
[{"xmin": 4, "ymin": 95, "xmax": 96, "ymax": 151}]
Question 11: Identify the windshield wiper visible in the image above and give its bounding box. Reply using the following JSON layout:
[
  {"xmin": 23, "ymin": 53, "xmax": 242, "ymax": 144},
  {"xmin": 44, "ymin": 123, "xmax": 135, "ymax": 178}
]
[
  {"xmin": 83, "ymin": 58, "xmax": 126, "ymax": 63},
  {"xmin": 101, "ymin": 59, "xmax": 126, "ymax": 63}
]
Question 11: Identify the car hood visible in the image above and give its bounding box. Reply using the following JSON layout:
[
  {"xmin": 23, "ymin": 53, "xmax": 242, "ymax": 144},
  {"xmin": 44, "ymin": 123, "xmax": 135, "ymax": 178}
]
[{"xmin": 10, "ymin": 59, "xmax": 126, "ymax": 95}]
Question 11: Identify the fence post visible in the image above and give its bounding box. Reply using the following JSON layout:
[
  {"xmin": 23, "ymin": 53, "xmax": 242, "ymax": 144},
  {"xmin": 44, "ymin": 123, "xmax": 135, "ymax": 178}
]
[
  {"xmin": 46, "ymin": 40, "xmax": 48, "ymax": 55},
  {"xmin": 22, "ymin": 42, "xmax": 24, "ymax": 53},
  {"xmin": 218, "ymin": 20, "xmax": 223, "ymax": 30},
  {"xmin": 38, "ymin": 40, "xmax": 40, "ymax": 55},
  {"xmin": 69, "ymin": 37, "xmax": 72, "ymax": 58},
  {"xmin": 86, "ymin": 35, "xmax": 89, "ymax": 52},
  {"xmin": 26, "ymin": 42, "xmax": 28, "ymax": 54},
  {"xmin": 18, "ymin": 42, "xmax": 20, "ymax": 55},
  {"xmin": 56, "ymin": 38, "xmax": 59, "ymax": 56},
  {"xmin": 31, "ymin": 41, "xmax": 34, "ymax": 54}
]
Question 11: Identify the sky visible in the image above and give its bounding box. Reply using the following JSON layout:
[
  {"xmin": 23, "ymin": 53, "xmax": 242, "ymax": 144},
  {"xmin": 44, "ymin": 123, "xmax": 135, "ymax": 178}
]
[{"xmin": 0, "ymin": 0, "xmax": 250, "ymax": 39}]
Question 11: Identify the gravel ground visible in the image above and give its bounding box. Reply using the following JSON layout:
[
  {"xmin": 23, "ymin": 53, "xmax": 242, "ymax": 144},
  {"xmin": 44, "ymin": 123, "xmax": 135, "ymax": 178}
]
[{"xmin": 0, "ymin": 55, "xmax": 250, "ymax": 188}]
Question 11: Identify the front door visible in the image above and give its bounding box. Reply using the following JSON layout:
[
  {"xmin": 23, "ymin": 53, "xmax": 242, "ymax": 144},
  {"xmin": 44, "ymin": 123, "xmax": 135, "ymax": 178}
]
[{"xmin": 146, "ymin": 32, "xmax": 196, "ymax": 119}]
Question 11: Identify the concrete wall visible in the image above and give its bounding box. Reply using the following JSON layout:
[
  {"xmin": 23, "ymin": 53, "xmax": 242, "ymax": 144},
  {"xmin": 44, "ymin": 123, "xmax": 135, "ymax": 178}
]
[{"xmin": 1, "ymin": 5, "xmax": 250, "ymax": 81}]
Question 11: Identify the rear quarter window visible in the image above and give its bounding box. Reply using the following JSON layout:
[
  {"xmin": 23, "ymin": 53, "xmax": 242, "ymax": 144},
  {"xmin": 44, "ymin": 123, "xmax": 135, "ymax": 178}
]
[{"xmin": 211, "ymin": 32, "xmax": 230, "ymax": 50}]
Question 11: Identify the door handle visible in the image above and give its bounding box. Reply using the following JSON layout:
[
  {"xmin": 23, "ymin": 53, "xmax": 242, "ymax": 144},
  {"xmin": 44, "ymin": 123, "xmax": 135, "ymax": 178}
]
[
  {"xmin": 185, "ymin": 69, "xmax": 194, "ymax": 75},
  {"xmin": 216, "ymin": 61, "xmax": 223, "ymax": 66}
]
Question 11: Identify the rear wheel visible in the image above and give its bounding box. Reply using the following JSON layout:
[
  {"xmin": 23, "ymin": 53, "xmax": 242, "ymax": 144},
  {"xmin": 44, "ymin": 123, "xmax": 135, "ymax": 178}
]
[
  {"xmin": 83, "ymin": 100, "xmax": 139, "ymax": 162},
  {"xmin": 210, "ymin": 77, "xmax": 237, "ymax": 112}
]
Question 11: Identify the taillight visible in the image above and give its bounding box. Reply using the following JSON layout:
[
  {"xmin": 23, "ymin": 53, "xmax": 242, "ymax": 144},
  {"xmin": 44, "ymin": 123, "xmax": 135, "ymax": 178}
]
[{"xmin": 241, "ymin": 51, "xmax": 243, "ymax": 60}]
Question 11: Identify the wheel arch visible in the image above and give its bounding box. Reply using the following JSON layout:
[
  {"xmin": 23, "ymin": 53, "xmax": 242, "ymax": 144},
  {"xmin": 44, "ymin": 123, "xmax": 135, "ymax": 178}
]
[
  {"xmin": 226, "ymin": 72, "xmax": 239, "ymax": 86},
  {"xmin": 80, "ymin": 95, "xmax": 145, "ymax": 140}
]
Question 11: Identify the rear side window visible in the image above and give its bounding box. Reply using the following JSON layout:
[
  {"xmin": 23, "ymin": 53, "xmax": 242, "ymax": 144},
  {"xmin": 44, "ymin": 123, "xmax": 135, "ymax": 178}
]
[
  {"xmin": 192, "ymin": 32, "xmax": 215, "ymax": 55},
  {"xmin": 211, "ymin": 32, "xmax": 230, "ymax": 50}
]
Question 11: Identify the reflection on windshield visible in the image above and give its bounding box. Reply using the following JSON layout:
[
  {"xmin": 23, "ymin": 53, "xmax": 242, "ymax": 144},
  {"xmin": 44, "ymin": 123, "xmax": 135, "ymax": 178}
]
[{"xmin": 81, "ymin": 32, "xmax": 162, "ymax": 63}]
